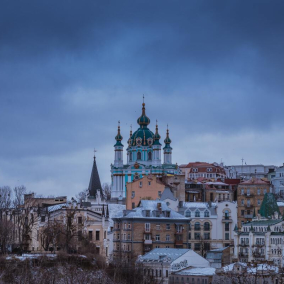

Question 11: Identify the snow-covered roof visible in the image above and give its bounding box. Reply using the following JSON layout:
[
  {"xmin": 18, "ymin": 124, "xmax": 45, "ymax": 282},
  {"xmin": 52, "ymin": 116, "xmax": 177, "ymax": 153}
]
[
  {"xmin": 113, "ymin": 200, "xmax": 188, "ymax": 220},
  {"xmin": 48, "ymin": 203, "xmax": 69, "ymax": 212},
  {"xmin": 175, "ymin": 267, "xmax": 216, "ymax": 276},
  {"xmin": 222, "ymin": 262, "xmax": 278, "ymax": 274},
  {"xmin": 108, "ymin": 204, "xmax": 126, "ymax": 227},
  {"xmin": 160, "ymin": 187, "xmax": 177, "ymax": 201},
  {"xmin": 277, "ymin": 201, "xmax": 284, "ymax": 207},
  {"xmin": 183, "ymin": 202, "xmax": 217, "ymax": 209},
  {"xmin": 139, "ymin": 248, "xmax": 189, "ymax": 262}
]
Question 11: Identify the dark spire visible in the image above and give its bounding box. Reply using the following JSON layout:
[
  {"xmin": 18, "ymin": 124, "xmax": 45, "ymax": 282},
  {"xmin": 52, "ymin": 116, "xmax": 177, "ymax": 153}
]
[
  {"xmin": 88, "ymin": 151, "xmax": 104, "ymax": 199},
  {"xmin": 153, "ymin": 120, "xmax": 161, "ymax": 145},
  {"xmin": 163, "ymin": 124, "xmax": 172, "ymax": 149},
  {"xmin": 115, "ymin": 121, "xmax": 123, "ymax": 146}
]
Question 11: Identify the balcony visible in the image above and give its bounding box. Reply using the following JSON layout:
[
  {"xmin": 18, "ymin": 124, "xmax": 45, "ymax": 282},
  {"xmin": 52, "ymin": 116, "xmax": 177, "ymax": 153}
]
[
  {"xmin": 144, "ymin": 239, "xmax": 152, "ymax": 245},
  {"xmin": 244, "ymin": 214, "xmax": 253, "ymax": 218},
  {"xmin": 246, "ymin": 194, "xmax": 254, "ymax": 198},
  {"xmin": 245, "ymin": 204, "xmax": 252, "ymax": 208},
  {"xmin": 239, "ymin": 243, "xmax": 249, "ymax": 247},
  {"xmin": 253, "ymin": 243, "xmax": 265, "ymax": 247},
  {"xmin": 239, "ymin": 252, "xmax": 249, "ymax": 257}
]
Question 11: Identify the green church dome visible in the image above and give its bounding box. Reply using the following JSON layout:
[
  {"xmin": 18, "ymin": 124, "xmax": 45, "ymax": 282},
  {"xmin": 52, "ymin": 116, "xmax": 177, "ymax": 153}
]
[
  {"xmin": 137, "ymin": 102, "xmax": 150, "ymax": 127},
  {"xmin": 130, "ymin": 127, "xmax": 154, "ymax": 146}
]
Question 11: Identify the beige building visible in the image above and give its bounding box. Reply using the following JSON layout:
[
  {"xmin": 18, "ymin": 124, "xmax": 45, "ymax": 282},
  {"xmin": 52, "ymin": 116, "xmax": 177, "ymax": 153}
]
[
  {"xmin": 237, "ymin": 178, "xmax": 270, "ymax": 227},
  {"xmin": 112, "ymin": 200, "xmax": 191, "ymax": 263},
  {"xmin": 126, "ymin": 175, "xmax": 166, "ymax": 209}
]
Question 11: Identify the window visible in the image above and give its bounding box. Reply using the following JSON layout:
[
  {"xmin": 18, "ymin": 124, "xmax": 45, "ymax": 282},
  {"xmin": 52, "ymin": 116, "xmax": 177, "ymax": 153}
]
[
  {"xmin": 194, "ymin": 233, "xmax": 201, "ymax": 240},
  {"xmin": 166, "ymin": 235, "xmax": 170, "ymax": 241},
  {"xmin": 204, "ymin": 210, "xmax": 209, "ymax": 217},
  {"xmin": 145, "ymin": 223, "xmax": 150, "ymax": 232},
  {"xmin": 204, "ymin": 233, "xmax": 210, "ymax": 240},
  {"xmin": 194, "ymin": 243, "xmax": 201, "ymax": 250},
  {"xmin": 78, "ymin": 217, "xmax": 82, "ymax": 224},
  {"xmin": 195, "ymin": 210, "xmax": 200, "ymax": 217},
  {"xmin": 131, "ymin": 191, "xmax": 135, "ymax": 198},
  {"xmin": 225, "ymin": 222, "xmax": 230, "ymax": 231},
  {"xmin": 156, "ymin": 224, "xmax": 160, "ymax": 230},
  {"xmin": 247, "ymin": 199, "xmax": 251, "ymax": 206},
  {"xmin": 241, "ymin": 199, "xmax": 244, "ymax": 206},
  {"xmin": 148, "ymin": 181, "xmax": 151, "ymax": 186},
  {"xmin": 41, "ymin": 216, "xmax": 45, "ymax": 222},
  {"xmin": 264, "ymin": 188, "xmax": 267, "ymax": 194},
  {"xmin": 224, "ymin": 210, "xmax": 229, "ymax": 220},
  {"xmin": 127, "ymin": 234, "xmax": 131, "ymax": 240},
  {"xmin": 89, "ymin": 231, "xmax": 93, "ymax": 241},
  {"xmin": 129, "ymin": 152, "xmax": 132, "ymax": 161},
  {"xmin": 185, "ymin": 210, "xmax": 191, "ymax": 217},
  {"xmin": 257, "ymin": 188, "xmax": 260, "ymax": 195},
  {"xmin": 188, "ymin": 233, "xmax": 191, "ymax": 240},
  {"xmin": 210, "ymin": 193, "xmax": 213, "ymax": 201},
  {"xmin": 241, "ymin": 188, "xmax": 244, "ymax": 195},
  {"xmin": 247, "ymin": 189, "xmax": 250, "ymax": 196},
  {"xmin": 145, "ymin": 210, "xmax": 150, "ymax": 217},
  {"xmin": 139, "ymin": 181, "xmax": 142, "ymax": 187},
  {"xmin": 158, "ymin": 191, "xmax": 162, "ymax": 197},
  {"xmin": 96, "ymin": 231, "xmax": 100, "ymax": 241},
  {"xmin": 132, "ymin": 202, "xmax": 135, "ymax": 209},
  {"xmin": 241, "ymin": 210, "xmax": 244, "ymax": 216},
  {"xmin": 194, "ymin": 222, "xmax": 201, "ymax": 231},
  {"xmin": 137, "ymin": 152, "xmax": 142, "ymax": 160},
  {"xmin": 204, "ymin": 222, "xmax": 210, "ymax": 231},
  {"xmin": 156, "ymin": 235, "xmax": 160, "ymax": 241},
  {"xmin": 225, "ymin": 233, "xmax": 229, "ymax": 240},
  {"xmin": 148, "ymin": 152, "xmax": 152, "ymax": 160}
]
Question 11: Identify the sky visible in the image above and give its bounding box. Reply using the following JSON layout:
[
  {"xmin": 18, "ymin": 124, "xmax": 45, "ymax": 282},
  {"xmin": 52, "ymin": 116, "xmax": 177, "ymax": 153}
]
[{"xmin": 1, "ymin": 0, "xmax": 284, "ymax": 198}]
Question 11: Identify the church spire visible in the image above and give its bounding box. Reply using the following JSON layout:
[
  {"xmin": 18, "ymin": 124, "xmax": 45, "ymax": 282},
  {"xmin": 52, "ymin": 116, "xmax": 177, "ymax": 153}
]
[
  {"xmin": 153, "ymin": 120, "xmax": 161, "ymax": 145},
  {"xmin": 137, "ymin": 97, "xmax": 150, "ymax": 128},
  {"xmin": 88, "ymin": 150, "xmax": 104, "ymax": 199},
  {"xmin": 164, "ymin": 124, "xmax": 172, "ymax": 148},
  {"xmin": 114, "ymin": 121, "xmax": 123, "ymax": 146}
]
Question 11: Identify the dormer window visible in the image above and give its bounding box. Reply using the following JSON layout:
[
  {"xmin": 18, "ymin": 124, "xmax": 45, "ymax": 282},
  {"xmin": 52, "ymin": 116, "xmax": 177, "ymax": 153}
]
[
  {"xmin": 195, "ymin": 210, "xmax": 200, "ymax": 217},
  {"xmin": 204, "ymin": 210, "xmax": 209, "ymax": 217},
  {"xmin": 185, "ymin": 210, "xmax": 191, "ymax": 217},
  {"xmin": 145, "ymin": 210, "xmax": 150, "ymax": 217},
  {"xmin": 165, "ymin": 211, "xmax": 170, "ymax": 217}
]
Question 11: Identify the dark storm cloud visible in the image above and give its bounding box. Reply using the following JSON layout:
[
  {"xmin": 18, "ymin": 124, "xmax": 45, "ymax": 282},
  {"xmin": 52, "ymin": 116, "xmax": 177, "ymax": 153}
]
[{"xmin": 1, "ymin": 0, "xmax": 284, "ymax": 195}]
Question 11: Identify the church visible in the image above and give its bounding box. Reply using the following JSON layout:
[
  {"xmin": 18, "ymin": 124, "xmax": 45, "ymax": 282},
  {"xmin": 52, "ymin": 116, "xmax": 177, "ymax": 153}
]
[{"xmin": 111, "ymin": 100, "xmax": 180, "ymax": 199}]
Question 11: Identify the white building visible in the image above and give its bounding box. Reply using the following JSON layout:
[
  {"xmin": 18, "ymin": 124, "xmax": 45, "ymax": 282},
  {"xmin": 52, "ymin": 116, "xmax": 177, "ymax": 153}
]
[
  {"xmin": 137, "ymin": 248, "xmax": 210, "ymax": 284},
  {"xmin": 271, "ymin": 164, "xmax": 284, "ymax": 196},
  {"xmin": 225, "ymin": 164, "xmax": 277, "ymax": 179},
  {"xmin": 178, "ymin": 201, "xmax": 237, "ymax": 253},
  {"xmin": 233, "ymin": 193, "xmax": 284, "ymax": 267}
]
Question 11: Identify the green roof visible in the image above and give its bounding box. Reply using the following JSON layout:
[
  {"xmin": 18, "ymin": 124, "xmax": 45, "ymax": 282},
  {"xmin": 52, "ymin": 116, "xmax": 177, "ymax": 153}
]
[{"xmin": 259, "ymin": 193, "xmax": 280, "ymax": 218}]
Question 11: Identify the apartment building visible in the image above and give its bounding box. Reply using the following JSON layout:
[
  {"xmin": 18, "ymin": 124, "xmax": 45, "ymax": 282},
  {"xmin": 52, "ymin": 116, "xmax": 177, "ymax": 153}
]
[
  {"xmin": 112, "ymin": 200, "xmax": 190, "ymax": 263},
  {"xmin": 237, "ymin": 178, "xmax": 270, "ymax": 227}
]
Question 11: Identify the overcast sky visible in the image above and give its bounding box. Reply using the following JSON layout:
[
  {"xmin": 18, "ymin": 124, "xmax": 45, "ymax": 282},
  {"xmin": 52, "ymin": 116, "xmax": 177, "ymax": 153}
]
[{"xmin": 1, "ymin": 0, "xmax": 284, "ymax": 198}]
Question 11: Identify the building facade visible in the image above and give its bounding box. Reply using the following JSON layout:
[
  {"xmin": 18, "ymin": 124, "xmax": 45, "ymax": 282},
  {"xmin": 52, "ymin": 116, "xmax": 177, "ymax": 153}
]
[
  {"xmin": 111, "ymin": 101, "xmax": 180, "ymax": 199},
  {"xmin": 234, "ymin": 193, "xmax": 284, "ymax": 267},
  {"xmin": 112, "ymin": 200, "xmax": 190, "ymax": 263},
  {"xmin": 137, "ymin": 248, "xmax": 211, "ymax": 284},
  {"xmin": 237, "ymin": 178, "xmax": 270, "ymax": 227},
  {"xmin": 178, "ymin": 201, "xmax": 237, "ymax": 255}
]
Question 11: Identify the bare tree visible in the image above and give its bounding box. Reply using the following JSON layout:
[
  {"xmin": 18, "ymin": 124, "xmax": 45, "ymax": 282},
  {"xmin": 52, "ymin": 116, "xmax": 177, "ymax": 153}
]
[
  {"xmin": 76, "ymin": 188, "xmax": 89, "ymax": 203},
  {"xmin": 13, "ymin": 185, "xmax": 26, "ymax": 208},
  {"xmin": 102, "ymin": 183, "xmax": 111, "ymax": 200},
  {"xmin": 0, "ymin": 216, "xmax": 13, "ymax": 254},
  {"xmin": 0, "ymin": 186, "xmax": 12, "ymax": 209}
]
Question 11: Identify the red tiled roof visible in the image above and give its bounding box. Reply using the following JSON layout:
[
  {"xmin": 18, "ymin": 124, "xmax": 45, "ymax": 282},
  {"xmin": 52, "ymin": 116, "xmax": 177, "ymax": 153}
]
[{"xmin": 240, "ymin": 178, "xmax": 270, "ymax": 185}]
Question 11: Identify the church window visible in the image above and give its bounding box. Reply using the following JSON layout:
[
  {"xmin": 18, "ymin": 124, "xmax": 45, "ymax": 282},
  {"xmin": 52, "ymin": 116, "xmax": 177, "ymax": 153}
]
[
  {"xmin": 148, "ymin": 151, "xmax": 152, "ymax": 160},
  {"xmin": 137, "ymin": 152, "xmax": 142, "ymax": 160},
  {"xmin": 129, "ymin": 152, "xmax": 132, "ymax": 161}
]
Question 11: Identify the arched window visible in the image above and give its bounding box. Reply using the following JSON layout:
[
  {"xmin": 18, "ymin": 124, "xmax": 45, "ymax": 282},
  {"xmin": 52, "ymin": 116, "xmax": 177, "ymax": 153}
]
[
  {"xmin": 194, "ymin": 222, "xmax": 200, "ymax": 231},
  {"xmin": 195, "ymin": 210, "xmax": 200, "ymax": 217},
  {"xmin": 134, "ymin": 173, "xmax": 139, "ymax": 180},
  {"xmin": 185, "ymin": 210, "xmax": 191, "ymax": 217},
  {"xmin": 204, "ymin": 210, "xmax": 209, "ymax": 217},
  {"xmin": 204, "ymin": 222, "xmax": 210, "ymax": 231},
  {"xmin": 224, "ymin": 210, "xmax": 230, "ymax": 220},
  {"xmin": 137, "ymin": 152, "xmax": 142, "ymax": 160},
  {"xmin": 129, "ymin": 152, "xmax": 132, "ymax": 162},
  {"xmin": 148, "ymin": 152, "xmax": 152, "ymax": 161}
]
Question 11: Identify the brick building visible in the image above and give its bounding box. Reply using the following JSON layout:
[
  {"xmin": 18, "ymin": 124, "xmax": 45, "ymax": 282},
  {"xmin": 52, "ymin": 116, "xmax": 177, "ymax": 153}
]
[
  {"xmin": 112, "ymin": 200, "xmax": 190, "ymax": 263},
  {"xmin": 237, "ymin": 178, "xmax": 270, "ymax": 227}
]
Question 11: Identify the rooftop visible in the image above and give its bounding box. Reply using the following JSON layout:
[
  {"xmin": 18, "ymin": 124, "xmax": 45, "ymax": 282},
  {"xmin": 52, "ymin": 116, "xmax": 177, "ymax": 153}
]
[{"xmin": 174, "ymin": 267, "xmax": 216, "ymax": 276}]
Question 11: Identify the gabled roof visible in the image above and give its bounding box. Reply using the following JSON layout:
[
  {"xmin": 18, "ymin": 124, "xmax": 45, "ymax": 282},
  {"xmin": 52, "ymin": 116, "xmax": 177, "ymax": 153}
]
[
  {"xmin": 240, "ymin": 178, "xmax": 269, "ymax": 185},
  {"xmin": 160, "ymin": 187, "xmax": 177, "ymax": 201},
  {"xmin": 139, "ymin": 248, "xmax": 189, "ymax": 262}
]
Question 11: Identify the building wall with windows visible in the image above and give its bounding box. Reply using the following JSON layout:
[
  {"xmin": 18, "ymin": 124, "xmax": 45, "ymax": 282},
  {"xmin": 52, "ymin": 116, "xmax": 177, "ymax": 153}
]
[
  {"xmin": 126, "ymin": 175, "xmax": 166, "ymax": 210},
  {"xmin": 112, "ymin": 200, "xmax": 190, "ymax": 263},
  {"xmin": 237, "ymin": 178, "xmax": 270, "ymax": 227},
  {"xmin": 178, "ymin": 201, "xmax": 237, "ymax": 255}
]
